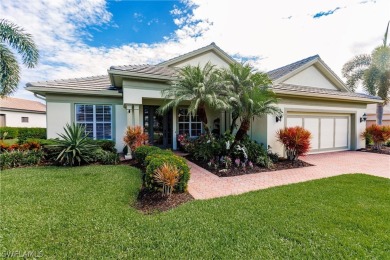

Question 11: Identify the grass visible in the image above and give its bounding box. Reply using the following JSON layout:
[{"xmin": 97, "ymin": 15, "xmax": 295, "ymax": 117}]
[
  {"xmin": 1, "ymin": 138, "xmax": 17, "ymax": 145},
  {"xmin": 1, "ymin": 166, "xmax": 389, "ymax": 258}
]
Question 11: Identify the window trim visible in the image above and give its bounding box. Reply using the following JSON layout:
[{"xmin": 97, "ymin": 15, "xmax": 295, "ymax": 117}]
[
  {"xmin": 75, "ymin": 104, "xmax": 113, "ymax": 140},
  {"xmin": 177, "ymin": 107, "xmax": 203, "ymax": 137}
]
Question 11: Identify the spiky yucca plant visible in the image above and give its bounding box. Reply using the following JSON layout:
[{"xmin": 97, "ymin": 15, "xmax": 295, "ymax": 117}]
[
  {"xmin": 153, "ymin": 163, "xmax": 179, "ymax": 196},
  {"xmin": 55, "ymin": 123, "xmax": 96, "ymax": 166}
]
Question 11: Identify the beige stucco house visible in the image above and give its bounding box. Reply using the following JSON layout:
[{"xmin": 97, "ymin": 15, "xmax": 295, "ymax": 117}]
[
  {"xmin": 26, "ymin": 43, "xmax": 382, "ymax": 155},
  {"xmin": 0, "ymin": 97, "xmax": 46, "ymax": 128}
]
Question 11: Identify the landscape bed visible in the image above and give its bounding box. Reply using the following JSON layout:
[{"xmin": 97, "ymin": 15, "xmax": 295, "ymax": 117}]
[
  {"xmin": 1, "ymin": 166, "xmax": 389, "ymax": 258},
  {"xmin": 186, "ymin": 156, "xmax": 313, "ymax": 177}
]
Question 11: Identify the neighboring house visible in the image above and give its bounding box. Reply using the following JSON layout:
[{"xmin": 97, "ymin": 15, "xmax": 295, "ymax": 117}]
[
  {"xmin": 366, "ymin": 103, "xmax": 390, "ymax": 126},
  {"xmin": 0, "ymin": 97, "xmax": 46, "ymax": 128},
  {"xmin": 25, "ymin": 43, "xmax": 382, "ymax": 155}
]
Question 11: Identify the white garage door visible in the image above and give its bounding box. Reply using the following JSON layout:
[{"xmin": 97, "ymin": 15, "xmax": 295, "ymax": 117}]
[{"xmin": 286, "ymin": 114, "xmax": 350, "ymax": 153}]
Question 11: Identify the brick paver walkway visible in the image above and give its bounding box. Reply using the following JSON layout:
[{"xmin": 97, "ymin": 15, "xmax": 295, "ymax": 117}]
[{"xmin": 187, "ymin": 151, "xmax": 390, "ymax": 200}]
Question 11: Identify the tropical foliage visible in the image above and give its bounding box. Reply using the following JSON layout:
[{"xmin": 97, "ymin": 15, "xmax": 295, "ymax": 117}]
[
  {"xmin": 0, "ymin": 19, "xmax": 39, "ymax": 96},
  {"xmin": 222, "ymin": 63, "xmax": 281, "ymax": 144},
  {"xmin": 123, "ymin": 125, "xmax": 148, "ymax": 152},
  {"xmin": 342, "ymin": 21, "xmax": 390, "ymax": 124},
  {"xmin": 159, "ymin": 62, "xmax": 229, "ymax": 136},
  {"xmin": 153, "ymin": 162, "xmax": 179, "ymax": 196},
  {"xmin": 277, "ymin": 126, "xmax": 311, "ymax": 163},
  {"xmin": 55, "ymin": 123, "xmax": 97, "ymax": 166},
  {"xmin": 362, "ymin": 124, "xmax": 390, "ymax": 150}
]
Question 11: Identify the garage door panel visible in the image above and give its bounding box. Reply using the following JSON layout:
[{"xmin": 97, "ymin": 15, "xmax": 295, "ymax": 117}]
[
  {"xmin": 335, "ymin": 118, "xmax": 348, "ymax": 148},
  {"xmin": 320, "ymin": 118, "xmax": 334, "ymax": 149},
  {"xmin": 304, "ymin": 118, "xmax": 319, "ymax": 150},
  {"xmin": 286, "ymin": 117, "xmax": 303, "ymax": 128}
]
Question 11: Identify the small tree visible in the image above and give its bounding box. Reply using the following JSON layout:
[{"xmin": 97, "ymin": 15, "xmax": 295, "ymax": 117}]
[
  {"xmin": 362, "ymin": 124, "xmax": 390, "ymax": 150},
  {"xmin": 123, "ymin": 126, "xmax": 148, "ymax": 157},
  {"xmin": 277, "ymin": 126, "xmax": 311, "ymax": 164}
]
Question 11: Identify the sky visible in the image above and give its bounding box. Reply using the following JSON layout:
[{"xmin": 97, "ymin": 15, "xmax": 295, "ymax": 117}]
[{"xmin": 1, "ymin": 0, "xmax": 389, "ymax": 102}]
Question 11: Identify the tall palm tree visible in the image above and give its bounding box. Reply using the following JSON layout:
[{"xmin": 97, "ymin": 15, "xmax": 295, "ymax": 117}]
[
  {"xmin": 159, "ymin": 62, "xmax": 229, "ymax": 136},
  {"xmin": 0, "ymin": 19, "xmax": 39, "ymax": 97},
  {"xmin": 342, "ymin": 21, "xmax": 390, "ymax": 125},
  {"xmin": 222, "ymin": 63, "xmax": 281, "ymax": 144}
]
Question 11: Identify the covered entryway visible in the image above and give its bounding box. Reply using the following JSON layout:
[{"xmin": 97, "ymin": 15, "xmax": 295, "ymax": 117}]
[
  {"xmin": 143, "ymin": 106, "xmax": 173, "ymax": 148},
  {"xmin": 286, "ymin": 113, "xmax": 350, "ymax": 153}
]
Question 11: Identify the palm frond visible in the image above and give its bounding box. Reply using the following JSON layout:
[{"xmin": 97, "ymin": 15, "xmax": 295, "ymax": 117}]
[{"xmin": 0, "ymin": 43, "xmax": 19, "ymax": 97}]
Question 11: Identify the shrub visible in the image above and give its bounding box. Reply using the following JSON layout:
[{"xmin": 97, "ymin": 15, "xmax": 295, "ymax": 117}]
[
  {"xmin": 89, "ymin": 139, "xmax": 116, "ymax": 152},
  {"xmin": 0, "ymin": 149, "xmax": 44, "ymax": 170},
  {"xmin": 54, "ymin": 123, "xmax": 97, "ymax": 166},
  {"xmin": 144, "ymin": 149, "xmax": 174, "ymax": 166},
  {"xmin": 0, "ymin": 141, "xmax": 9, "ymax": 152},
  {"xmin": 145, "ymin": 154, "xmax": 190, "ymax": 192},
  {"xmin": 26, "ymin": 138, "xmax": 58, "ymax": 146},
  {"xmin": 134, "ymin": 145, "xmax": 160, "ymax": 164},
  {"xmin": 153, "ymin": 163, "xmax": 179, "ymax": 196},
  {"xmin": 362, "ymin": 124, "xmax": 390, "ymax": 150},
  {"xmin": 123, "ymin": 125, "xmax": 148, "ymax": 152},
  {"xmin": 277, "ymin": 126, "xmax": 311, "ymax": 162},
  {"xmin": 99, "ymin": 151, "xmax": 120, "ymax": 165},
  {"xmin": 0, "ymin": 127, "xmax": 19, "ymax": 139}
]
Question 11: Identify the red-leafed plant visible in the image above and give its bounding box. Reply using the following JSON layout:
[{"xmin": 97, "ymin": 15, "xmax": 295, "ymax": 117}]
[
  {"xmin": 362, "ymin": 124, "xmax": 390, "ymax": 150},
  {"xmin": 123, "ymin": 125, "xmax": 149, "ymax": 152},
  {"xmin": 277, "ymin": 126, "xmax": 311, "ymax": 163}
]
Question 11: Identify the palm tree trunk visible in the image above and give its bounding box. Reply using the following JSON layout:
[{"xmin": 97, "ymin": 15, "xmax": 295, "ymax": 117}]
[
  {"xmin": 234, "ymin": 117, "xmax": 251, "ymax": 143},
  {"xmin": 197, "ymin": 104, "xmax": 210, "ymax": 136},
  {"xmin": 376, "ymin": 103, "xmax": 384, "ymax": 125}
]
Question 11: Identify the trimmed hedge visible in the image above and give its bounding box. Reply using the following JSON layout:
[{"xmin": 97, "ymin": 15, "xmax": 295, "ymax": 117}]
[
  {"xmin": 134, "ymin": 145, "xmax": 161, "ymax": 164},
  {"xmin": 0, "ymin": 127, "xmax": 46, "ymax": 140},
  {"xmin": 89, "ymin": 140, "xmax": 116, "ymax": 152},
  {"xmin": 145, "ymin": 153, "xmax": 190, "ymax": 192}
]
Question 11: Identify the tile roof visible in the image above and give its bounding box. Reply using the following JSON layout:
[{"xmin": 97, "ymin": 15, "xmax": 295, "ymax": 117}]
[
  {"xmin": 26, "ymin": 75, "xmax": 114, "ymax": 92},
  {"xmin": 109, "ymin": 64, "xmax": 177, "ymax": 78},
  {"xmin": 267, "ymin": 55, "xmax": 319, "ymax": 80},
  {"xmin": 273, "ymin": 83, "xmax": 382, "ymax": 101},
  {"xmin": 0, "ymin": 97, "xmax": 46, "ymax": 112}
]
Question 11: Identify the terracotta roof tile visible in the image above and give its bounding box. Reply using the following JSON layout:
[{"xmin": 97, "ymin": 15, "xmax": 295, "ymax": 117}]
[{"xmin": 0, "ymin": 97, "xmax": 46, "ymax": 112}]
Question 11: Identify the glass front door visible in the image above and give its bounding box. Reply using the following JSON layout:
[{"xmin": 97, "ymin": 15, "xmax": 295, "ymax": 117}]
[{"xmin": 143, "ymin": 106, "xmax": 172, "ymax": 148}]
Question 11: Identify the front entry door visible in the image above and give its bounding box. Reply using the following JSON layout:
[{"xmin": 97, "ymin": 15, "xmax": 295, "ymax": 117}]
[{"xmin": 143, "ymin": 106, "xmax": 172, "ymax": 148}]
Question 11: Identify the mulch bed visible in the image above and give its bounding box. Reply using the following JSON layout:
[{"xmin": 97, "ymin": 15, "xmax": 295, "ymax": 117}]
[
  {"xmin": 187, "ymin": 157, "xmax": 313, "ymax": 177},
  {"xmin": 357, "ymin": 146, "xmax": 390, "ymax": 155},
  {"xmin": 135, "ymin": 189, "xmax": 194, "ymax": 214}
]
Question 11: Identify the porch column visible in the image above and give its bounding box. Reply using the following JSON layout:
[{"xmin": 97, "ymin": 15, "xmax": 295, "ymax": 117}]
[
  {"xmin": 126, "ymin": 104, "xmax": 134, "ymax": 126},
  {"xmin": 172, "ymin": 107, "xmax": 177, "ymax": 150},
  {"xmin": 133, "ymin": 105, "xmax": 140, "ymax": 126}
]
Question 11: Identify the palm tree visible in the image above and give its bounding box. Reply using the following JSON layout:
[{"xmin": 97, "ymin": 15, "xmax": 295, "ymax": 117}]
[
  {"xmin": 222, "ymin": 63, "xmax": 281, "ymax": 144},
  {"xmin": 0, "ymin": 19, "xmax": 39, "ymax": 97},
  {"xmin": 342, "ymin": 21, "xmax": 390, "ymax": 125},
  {"xmin": 159, "ymin": 62, "xmax": 229, "ymax": 136}
]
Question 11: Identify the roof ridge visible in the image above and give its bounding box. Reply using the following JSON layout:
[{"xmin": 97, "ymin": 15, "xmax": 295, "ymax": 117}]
[
  {"xmin": 32, "ymin": 74, "xmax": 109, "ymax": 84},
  {"xmin": 267, "ymin": 54, "xmax": 319, "ymax": 74}
]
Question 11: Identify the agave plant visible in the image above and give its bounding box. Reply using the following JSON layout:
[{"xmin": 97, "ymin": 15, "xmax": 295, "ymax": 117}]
[{"xmin": 55, "ymin": 123, "xmax": 97, "ymax": 166}]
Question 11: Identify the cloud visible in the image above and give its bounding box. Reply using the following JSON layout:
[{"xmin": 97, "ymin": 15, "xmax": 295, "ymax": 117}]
[{"xmin": 0, "ymin": 0, "xmax": 388, "ymax": 101}]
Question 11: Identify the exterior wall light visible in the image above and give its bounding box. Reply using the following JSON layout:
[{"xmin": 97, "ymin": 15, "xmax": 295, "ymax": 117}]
[
  {"xmin": 276, "ymin": 114, "xmax": 283, "ymax": 123},
  {"xmin": 360, "ymin": 113, "xmax": 367, "ymax": 123}
]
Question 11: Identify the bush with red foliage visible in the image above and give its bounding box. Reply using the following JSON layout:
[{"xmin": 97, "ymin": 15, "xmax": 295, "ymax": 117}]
[
  {"xmin": 0, "ymin": 142, "xmax": 9, "ymax": 152},
  {"xmin": 123, "ymin": 125, "xmax": 149, "ymax": 152},
  {"xmin": 277, "ymin": 126, "xmax": 311, "ymax": 162},
  {"xmin": 362, "ymin": 124, "xmax": 390, "ymax": 150}
]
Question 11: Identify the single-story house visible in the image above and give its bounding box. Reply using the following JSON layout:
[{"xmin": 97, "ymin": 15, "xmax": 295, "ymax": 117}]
[
  {"xmin": 366, "ymin": 103, "xmax": 390, "ymax": 127},
  {"xmin": 0, "ymin": 97, "xmax": 46, "ymax": 128},
  {"xmin": 25, "ymin": 43, "xmax": 382, "ymax": 155}
]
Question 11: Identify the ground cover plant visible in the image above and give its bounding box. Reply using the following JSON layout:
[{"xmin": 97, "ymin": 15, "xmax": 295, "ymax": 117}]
[{"xmin": 1, "ymin": 166, "xmax": 389, "ymax": 258}]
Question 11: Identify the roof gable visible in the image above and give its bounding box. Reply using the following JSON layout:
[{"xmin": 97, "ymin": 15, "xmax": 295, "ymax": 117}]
[
  {"xmin": 0, "ymin": 97, "xmax": 46, "ymax": 112},
  {"xmin": 158, "ymin": 42, "xmax": 236, "ymax": 68},
  {"xmin": 268, "ymin": 55, "xmax": 350, "ymax": 92}
]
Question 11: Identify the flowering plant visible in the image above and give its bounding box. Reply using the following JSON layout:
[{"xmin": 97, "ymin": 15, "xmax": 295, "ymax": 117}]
[{"xmin": 234, "ymin": 158, "xmax": 240, "ymax": 167}]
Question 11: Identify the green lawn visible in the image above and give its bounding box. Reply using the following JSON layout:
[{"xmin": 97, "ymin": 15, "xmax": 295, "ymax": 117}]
[{"xmin": 1, "ymin": 166, "xmax": 389, "ymax": 258}]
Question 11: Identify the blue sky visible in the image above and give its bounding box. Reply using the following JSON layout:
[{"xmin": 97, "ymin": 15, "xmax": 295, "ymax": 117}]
[
  {"xmin": 85, "ymin": 1, "xmax": 185, "ymax": 46},
  {"xmin": 0, "ymin": 0, "xmax": 389, "ymax": 100}
]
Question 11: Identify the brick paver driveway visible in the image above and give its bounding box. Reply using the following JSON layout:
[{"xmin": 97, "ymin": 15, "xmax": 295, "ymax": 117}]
[{"xmin": 187, "ymin": 151, "xmax": 390, "ymax": 200}]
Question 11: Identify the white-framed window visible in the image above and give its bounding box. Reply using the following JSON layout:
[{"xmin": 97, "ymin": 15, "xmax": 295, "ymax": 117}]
[
  {"xmin": 21, "ymin": 117, "xmax": 29, "ymax": 123},
  {"xmin": 178, "ymin": 107, "xmax": 202, "ymax": 137},
  {"xmin": 75, "ymin": 104, "xmax": 112, "ymax": 140}
]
